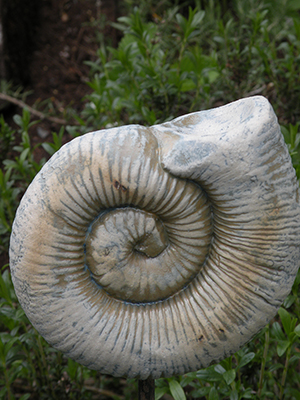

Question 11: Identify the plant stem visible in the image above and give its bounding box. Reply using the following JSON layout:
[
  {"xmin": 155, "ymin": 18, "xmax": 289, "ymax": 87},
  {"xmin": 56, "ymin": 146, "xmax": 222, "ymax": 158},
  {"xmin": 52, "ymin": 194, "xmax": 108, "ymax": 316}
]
[
  {"xmin": 138, "ymin": 378, "xmax": 155, "ymax": 400},
  {"xmin": 258, "ymin": 326, "xmax": 269, "ymax": 398},
  {"xmin": 0, "ymin": 92, "xmax": 72, "ymax": 125},
  {"xmin": 4, "ymin": 366, "xmax": 12, "ymax": 400},
  {"xmin": 37, "ymin": 335, "xmax": 57, "ymax": 399},
  {"xmin": 279, "ymin": 345, "xmax": 292, "ymax": 400}
]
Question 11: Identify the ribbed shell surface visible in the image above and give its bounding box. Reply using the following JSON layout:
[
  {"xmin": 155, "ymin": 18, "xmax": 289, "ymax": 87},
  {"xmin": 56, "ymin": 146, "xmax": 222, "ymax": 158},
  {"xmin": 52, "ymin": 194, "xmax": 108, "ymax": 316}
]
[{"xmin": 9, "ymin": 96, "xmax": 300, "ymax": 379}]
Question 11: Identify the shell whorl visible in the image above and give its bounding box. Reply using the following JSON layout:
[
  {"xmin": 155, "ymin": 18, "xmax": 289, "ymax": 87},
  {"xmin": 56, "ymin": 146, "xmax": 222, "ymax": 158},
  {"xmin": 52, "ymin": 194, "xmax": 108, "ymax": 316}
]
[
  {"xmin": 9, "ymin": 96, "xmax": 300, "ymax": 379},
  {"xmin": 81, "ymin": 129, "xmax": 212, "ymax": 303}
]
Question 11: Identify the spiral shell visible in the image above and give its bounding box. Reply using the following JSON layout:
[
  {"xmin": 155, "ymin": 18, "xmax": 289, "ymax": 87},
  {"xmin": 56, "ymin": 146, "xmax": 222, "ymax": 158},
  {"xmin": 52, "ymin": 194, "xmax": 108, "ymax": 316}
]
[{"xmin": 10, "ymin": 96, "xmax": 300, "ymax": 379}]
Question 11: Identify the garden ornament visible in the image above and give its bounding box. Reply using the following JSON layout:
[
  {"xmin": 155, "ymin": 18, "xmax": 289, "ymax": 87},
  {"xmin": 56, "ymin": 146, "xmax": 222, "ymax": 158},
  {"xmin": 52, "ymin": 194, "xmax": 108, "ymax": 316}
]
[{"xmin": 9, "ymin": 96, "xmax": 300, "ymax": 392}]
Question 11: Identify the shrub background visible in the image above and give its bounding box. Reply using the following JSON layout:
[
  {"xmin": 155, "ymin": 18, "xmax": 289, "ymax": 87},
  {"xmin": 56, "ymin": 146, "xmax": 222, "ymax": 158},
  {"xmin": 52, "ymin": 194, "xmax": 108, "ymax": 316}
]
[{"xmin": 1, "ymin": 0, "xmax": 300, "ymax": 399}]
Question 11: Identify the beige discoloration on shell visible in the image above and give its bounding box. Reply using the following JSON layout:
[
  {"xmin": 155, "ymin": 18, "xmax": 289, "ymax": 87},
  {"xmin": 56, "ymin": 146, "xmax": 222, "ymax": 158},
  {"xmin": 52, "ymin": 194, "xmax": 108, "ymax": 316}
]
[{"xmin": 10, "ymin": 96, "xmax": 300, "ymax": 379}]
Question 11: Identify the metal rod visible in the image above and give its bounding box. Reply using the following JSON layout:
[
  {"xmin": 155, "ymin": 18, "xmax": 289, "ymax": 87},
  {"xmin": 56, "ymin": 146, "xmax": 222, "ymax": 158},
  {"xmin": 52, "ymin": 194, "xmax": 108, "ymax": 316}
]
[{"xmin": 138, "ymin": 378, "xmax": 155, "ymax": 400}]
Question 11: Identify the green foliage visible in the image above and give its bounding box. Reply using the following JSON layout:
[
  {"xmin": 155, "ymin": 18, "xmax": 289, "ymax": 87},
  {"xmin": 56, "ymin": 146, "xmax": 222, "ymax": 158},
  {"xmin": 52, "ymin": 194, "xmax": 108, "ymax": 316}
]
[
  {"xmin": 0, "ymin": 109, "xmax": 45, "ymax": 256},
  {"xmin": 41, "ymin": 126, "xmax": 65, "ymax": 156},
  {"xmin": 79, "ymin": 0, "xmax": 300, "ymax": 131},
  {"xmin": 1, "ymin": 0, "xmax": 300, "ymax": 398},
  {"xmin": 0, "ymin": 116, "xmax": 15, "ymax": 165},
  {"xmin": 82, "ymin": 6, "xmax": 219, "ymax": 129},
  {"xmin": 4, "ymin": 109, "xmax": 43, "ymax": 185},
  {"xmin": 281, "ymin": 122, "xmax": 300, "ymax": 179}
]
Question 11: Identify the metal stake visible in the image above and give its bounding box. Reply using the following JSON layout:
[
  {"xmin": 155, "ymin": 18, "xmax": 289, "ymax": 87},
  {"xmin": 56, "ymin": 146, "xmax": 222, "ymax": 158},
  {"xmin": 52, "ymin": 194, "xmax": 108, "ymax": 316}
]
[{"xmin": 138, "ymin": 377, "xmax": 155, "ymax": 400}]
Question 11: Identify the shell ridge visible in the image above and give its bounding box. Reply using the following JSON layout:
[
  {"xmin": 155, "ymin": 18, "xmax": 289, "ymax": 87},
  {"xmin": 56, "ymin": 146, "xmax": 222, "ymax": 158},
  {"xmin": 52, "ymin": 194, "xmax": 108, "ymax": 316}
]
[{"xmin": 10, "ymin": 96, "xmax": 300, "ymax": 379}]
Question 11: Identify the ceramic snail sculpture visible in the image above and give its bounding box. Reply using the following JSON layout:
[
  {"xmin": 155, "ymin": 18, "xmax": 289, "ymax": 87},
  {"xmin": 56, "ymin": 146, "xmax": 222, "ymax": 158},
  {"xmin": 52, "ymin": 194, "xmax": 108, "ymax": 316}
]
[{"xmin": 10, "ymin": 96, "xmax": 300, "ymax": 379}]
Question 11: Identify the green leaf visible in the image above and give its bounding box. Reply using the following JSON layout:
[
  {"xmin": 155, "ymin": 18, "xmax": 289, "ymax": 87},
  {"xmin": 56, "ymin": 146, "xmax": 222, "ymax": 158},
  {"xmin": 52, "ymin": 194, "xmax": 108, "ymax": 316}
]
[
  {"xmin": 283, "ymin": 293, "xmax": 297, "ymax": 308},
  {"xmin": 155, "ymin": 387, "xmax": 168, "ymax": 400},
  {"xmin": 19, "ymin": 394, "xmax": 31, "ymax": 400},
  {"xmin": 277, "ymin": 340, "xmax": 290, "ymax": 357},
  {"xmin": 294, "ymin": 324, "xmax": 300, "ymax": 336},
  {"xmin": 207, "ymin": 70, "xmax": 220, "ymax": 83},
  {"xmin": 290, "ymin": 353, "xmax": 300, "ymax": 363},
  {"xmin": 287, "ymin": 0, "xmax": 300, "ymax": 11},
  {"xmin": 19, "ymin": 148, "xmax": 30, "ymax": 163},
  {"xmin": 272, "ymin": 321, "xmax": 286, "ymax": 341},
  {"xmin": 67, "ymin": 358, "xmax": 78, "ymax": 380},
  {"xmin": 41, "ymin": 143, "xmax": 56, "ymax": 156},
  {"xmin": 230, "ymin": 390, "xmax": 238, "ymax": 400},
  {"xmin": 286, "ymin": 388, "xmax": 300, "ymax": 400},
  {"xmin": 180, "ymin": 372, "xmax": 197, "ymax": 387},
  {"xmin": 10, "ymin": 327, "xmax": 19, "ymax": 337},
  {"xmin": 269, "ymin": 362, "xmax": 284, "ymax": 372},
  {"xmin": 242, "ymin": 388, "xmax": 254, "ymax": 398},
  {"xmin": 13, "ymin": 114, "xmax": 23, "ymax": 128},
  {"xmin": 190, "ymin": 387, "xmax": 210, "ymax": 398},
  {"xmin": 168, "ymin": 379, "xmax": 186, "ymax": 400},
  {"xmin": 0, "ymin": 271, "xmax": 11, "ymax": 304},
  {"xmin": 237, "ymin": 352, "xmax": 255, "ymax": 369},
  {"xmin": 197, "ymin": 367, "xmax": 223, "ymax": 382},
  {"xmin": 209, "ymin": 386, "xmax": 219, "ymax": 400},
  {"xmin": 214, "ymin": 364, "xmax": 226, "ymax": 375},
  {"xmin": 6, "ymin": 346, "xmax": 24, "ymax": 365},
  {"xmin": 278, "ymin": 307, "xmax": 292, "ymax": 335},
  {"xmin": 223, "ymin": 369, "xmax": 236, "ymax": 385},
  {"xmin": 190, "ymin": 10, "xmax": 205, "ymax": 28},
  {"xmin": 176, "ymin": 13, "xmax": 187, "ymax": 32},
  {"xmin": 180, "ymin": 79, "xmax": 196, "ymax": 92}
]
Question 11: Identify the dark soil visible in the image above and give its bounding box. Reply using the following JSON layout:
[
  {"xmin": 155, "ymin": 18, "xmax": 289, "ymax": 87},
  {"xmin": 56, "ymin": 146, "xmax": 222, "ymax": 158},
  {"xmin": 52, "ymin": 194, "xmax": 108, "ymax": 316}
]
[
  {"xmin": 0, "ymin": 0, "xmax": 120, "ymax": 267},
  {"xmin": 23, "ymin": 0, "xmax": 119, "ymax": 140},
  {"xmin": 28, "ymin": 1, "xmax": 115, "ymax": 109}
]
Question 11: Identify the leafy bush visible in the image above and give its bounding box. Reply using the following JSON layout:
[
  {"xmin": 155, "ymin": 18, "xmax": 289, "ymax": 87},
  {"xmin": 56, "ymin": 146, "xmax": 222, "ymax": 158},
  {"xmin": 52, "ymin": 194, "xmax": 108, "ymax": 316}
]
[
  {"xmin": 1, "ymin": 0, "xmax": 300, "ymax": 399},
  {"xmin": 78, "ymin": 0, "xmax": 300, "ymax": 132},
  {"xmin": 81, "ymin": 6, "xmax": 219, "ymax": 129}
]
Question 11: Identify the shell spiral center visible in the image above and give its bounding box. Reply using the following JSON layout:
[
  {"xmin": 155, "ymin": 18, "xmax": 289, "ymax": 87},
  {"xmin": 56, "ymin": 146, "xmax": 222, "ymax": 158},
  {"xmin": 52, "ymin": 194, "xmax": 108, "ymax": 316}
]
[
  {"xmin": 85, "ymin": 196, "xmax": 212, "ymax": 303},
  {"xmin": 85, "ymin": 208, "xmax": 170, "ymax": 301}
]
